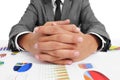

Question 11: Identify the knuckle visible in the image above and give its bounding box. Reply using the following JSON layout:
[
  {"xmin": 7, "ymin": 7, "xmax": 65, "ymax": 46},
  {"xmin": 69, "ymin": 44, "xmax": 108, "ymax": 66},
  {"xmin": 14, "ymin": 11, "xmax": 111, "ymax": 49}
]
[
  {"xmin": 71, "ymin": 24, "xmax": 76, "ymax": 28},
  {"xmin": 71, "ymin": 24, "xmax": 77, "ymax": 30},
  {"xmin": 56, "ymin": 34, "xmax": 63, "ymax": 41},
  {"xmin": 50, "ymin": 27, "xmax": 57, "ymax": 33},
  {"xmin": 71, "ymin": 24, "xmax": 76, "ymax": 26},
  {"xmin": 42, "ymin": 26, "xmax": 56, "ymax": 34},
  {"xmin": 39, "ymin": 26, "xmax": 46, "ymax": 33},
  {"xmin": 46, "ymin": 26, "xmax": 58, "ymax": 34}
]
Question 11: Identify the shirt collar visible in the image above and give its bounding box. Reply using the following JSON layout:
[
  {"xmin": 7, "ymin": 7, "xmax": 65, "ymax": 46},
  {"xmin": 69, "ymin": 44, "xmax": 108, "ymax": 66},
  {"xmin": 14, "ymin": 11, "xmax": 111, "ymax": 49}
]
[{"xmin": 52, "ymin": 0, "xmax": 64, "ymax": 5}]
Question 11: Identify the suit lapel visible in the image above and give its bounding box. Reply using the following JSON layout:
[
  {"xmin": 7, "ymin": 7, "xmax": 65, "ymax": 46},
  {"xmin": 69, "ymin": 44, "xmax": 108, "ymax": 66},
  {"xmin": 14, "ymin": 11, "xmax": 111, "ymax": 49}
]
[
  {"xmin": 61, "ymin": 0, "xmax": 72, "ymax": 20},
  {"xmin": 43, "ymin": 0, "xmax": 54, "ymax": 21}
]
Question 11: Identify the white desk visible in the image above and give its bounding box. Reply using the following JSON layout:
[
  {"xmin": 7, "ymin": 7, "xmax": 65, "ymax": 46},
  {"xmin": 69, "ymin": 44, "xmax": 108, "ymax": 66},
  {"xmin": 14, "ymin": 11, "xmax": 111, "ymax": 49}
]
[
  {"xmin": 67, "ymin": 50, "xmax": 120, "ymax": 80},
  {"xmin": 0, "ymin": 40, "xmax": 120, "ymax": 80}
]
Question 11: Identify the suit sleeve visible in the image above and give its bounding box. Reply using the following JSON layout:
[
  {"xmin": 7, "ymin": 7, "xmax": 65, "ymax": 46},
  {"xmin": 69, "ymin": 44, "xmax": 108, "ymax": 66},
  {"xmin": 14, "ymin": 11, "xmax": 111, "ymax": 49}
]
[
  {"xmin": 80, "ymin": 0, "xmax": 111, "ymax": 51},
  {"xmin": 8, "ymin": 0, "xmax": 38, "ymax": 51}
]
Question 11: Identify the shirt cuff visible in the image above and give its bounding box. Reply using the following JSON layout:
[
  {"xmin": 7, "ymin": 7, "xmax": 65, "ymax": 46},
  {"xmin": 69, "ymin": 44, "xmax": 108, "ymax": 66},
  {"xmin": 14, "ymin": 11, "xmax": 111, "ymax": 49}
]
[
  {"xmin": 15, "ymin": 31, "xmax": 32, "ymax": 51},
  {"xmin": 88, "ymin": 32, "xmax": 106, "ymax": 51}
]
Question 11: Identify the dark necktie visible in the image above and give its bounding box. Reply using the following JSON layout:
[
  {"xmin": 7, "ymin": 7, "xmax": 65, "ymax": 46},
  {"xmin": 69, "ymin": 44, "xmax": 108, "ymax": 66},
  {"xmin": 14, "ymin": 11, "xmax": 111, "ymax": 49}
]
[{"xmin": 54, "ymin": 0, "xmax": 61, "ymax": 21}]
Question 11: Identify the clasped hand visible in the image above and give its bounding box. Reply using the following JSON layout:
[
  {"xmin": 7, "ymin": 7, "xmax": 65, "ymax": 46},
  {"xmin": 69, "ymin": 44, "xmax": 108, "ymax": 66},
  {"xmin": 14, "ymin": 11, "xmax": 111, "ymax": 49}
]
[{"xmin": 19, "ymin": 19, "xmax": 99, "ymax": 65}]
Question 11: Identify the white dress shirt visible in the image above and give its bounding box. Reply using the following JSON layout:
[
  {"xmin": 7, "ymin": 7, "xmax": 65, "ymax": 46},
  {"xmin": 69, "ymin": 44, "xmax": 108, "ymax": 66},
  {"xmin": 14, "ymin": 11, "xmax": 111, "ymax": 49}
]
[{"xmin": 15, "ymin": 0, "xmax": 106, "ymax": 51}]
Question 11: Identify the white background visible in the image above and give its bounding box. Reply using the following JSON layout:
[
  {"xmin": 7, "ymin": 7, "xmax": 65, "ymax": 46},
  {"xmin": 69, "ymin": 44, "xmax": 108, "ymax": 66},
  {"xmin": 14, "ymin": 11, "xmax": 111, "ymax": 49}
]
[{"xmin": 0, "ymin": 0, "xmax": 120, "ymax": 43}]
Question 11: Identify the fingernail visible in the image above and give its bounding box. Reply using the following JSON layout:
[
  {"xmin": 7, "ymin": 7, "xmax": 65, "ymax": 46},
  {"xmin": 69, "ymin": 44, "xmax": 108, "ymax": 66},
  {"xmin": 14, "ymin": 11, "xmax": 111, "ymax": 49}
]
[
  {"xmin": 33, "ymin": 27, "xmax": 39, "ymax": 33},
  {"xmin": 66, "ymin": 19, "xmax": 70, "ymax": 22},
  {"xmin": 75, "ymin": 28, "xmax": 80, "ymax": 32},
  {"xmin": 74, "ymin": 51, "xmax": 80, "ymax": 57},
  {"xmin": 52, "ymin": 23, "xmax": 57, "ymax": 26},
  {"xmin": 34, "ymin": 43, "xmax": 38, "ymax": 49},
  {"xmin": 67, "ymin": 61, "xmax": 73, "ymax": 65},
  {"xmin": 78, "ymin": 37, "xmax": 83, "ymax": 42}
]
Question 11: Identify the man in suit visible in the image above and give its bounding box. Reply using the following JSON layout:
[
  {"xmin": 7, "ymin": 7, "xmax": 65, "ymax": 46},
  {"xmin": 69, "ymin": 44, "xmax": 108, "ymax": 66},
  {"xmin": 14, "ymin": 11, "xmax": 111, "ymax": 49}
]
[{"xmin": 8, "ymin": 0, "xmax": 111, "ymax": 65}]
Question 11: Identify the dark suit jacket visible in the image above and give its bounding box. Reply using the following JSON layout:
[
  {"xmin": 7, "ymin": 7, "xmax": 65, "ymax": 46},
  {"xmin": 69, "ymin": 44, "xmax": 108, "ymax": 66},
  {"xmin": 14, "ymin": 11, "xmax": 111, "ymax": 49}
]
[{"xmin": 8, "ymin": 0, "xmax": 111, "ymax": 51}]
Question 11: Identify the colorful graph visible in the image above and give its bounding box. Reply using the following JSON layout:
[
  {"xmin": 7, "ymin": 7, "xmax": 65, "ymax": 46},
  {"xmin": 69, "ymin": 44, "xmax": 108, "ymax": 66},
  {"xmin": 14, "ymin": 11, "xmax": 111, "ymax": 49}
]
[
  {"xmin": 109, "ymin": 46, "xmax": 120, "ymax": 50},
  {"xmin": 13, "ymin": 62, "xmax": 32, "ymax": 72},
  {"xmin": 0, "ymin": 53, "xmax": 7, "ymax": 58},
  {"xmin": 11, "ymin": 51, "xmax": 19, "ymax": 55},
  {"xmin": 0, "ymin": 61, "xmax": 4, "ymax": 66},
  {"xmin": 54, "ymin": 65, "xmax": 69, "ymax": 80},
  {"xmin": 78, "ymin": 63, "xmax": 93, "ymax": 69},
  {"xmin": 84, "ymin": 70, "xmax": 109, "ymax": 80},
  {"xmin": 0, "ymin": 47, "xmax": 9, "ymax": 51}
]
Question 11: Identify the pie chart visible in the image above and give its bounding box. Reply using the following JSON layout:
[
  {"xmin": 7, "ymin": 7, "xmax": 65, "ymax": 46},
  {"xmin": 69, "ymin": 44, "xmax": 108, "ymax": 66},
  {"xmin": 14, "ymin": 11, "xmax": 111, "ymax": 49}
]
[
  {"xmin": 0, "ymin": 61, "xmax": 4, "ymax": 66},
  {"xmin": 84, "ymin": 70, "xmax": 109, "ymax": 80},
  {"xmin": 0, "ymin": 53, "xmax": 6, "ymax": 58},
  {"xmin": 78, "ymin": 63, "xmax": 93, "ymax": 69},
  {"xmin": 13, "ymin": 62, "xmax": 32, "ymax": 72}
]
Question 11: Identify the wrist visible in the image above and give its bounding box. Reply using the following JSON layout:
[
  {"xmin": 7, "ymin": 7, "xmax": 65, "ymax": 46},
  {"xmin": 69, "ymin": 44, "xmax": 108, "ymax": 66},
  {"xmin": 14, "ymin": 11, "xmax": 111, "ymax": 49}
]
[
  {"xmin": 85, "ymin": 34, "xmax": 100, "ymax": 50},
  {"xmin": 18, "ymin": 33, "xmax": 33, "ymax": 51}
]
